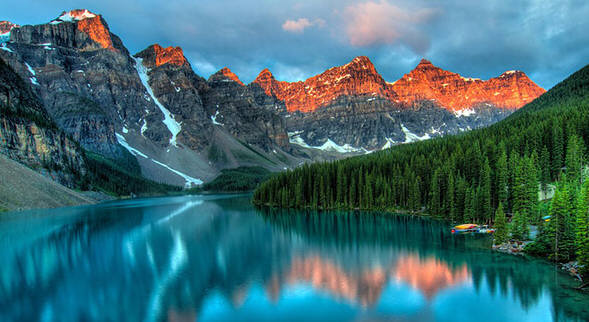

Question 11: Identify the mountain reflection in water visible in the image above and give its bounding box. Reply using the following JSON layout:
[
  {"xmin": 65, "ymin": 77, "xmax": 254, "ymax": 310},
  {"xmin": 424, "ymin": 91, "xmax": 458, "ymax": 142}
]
[{"xmin": 0, "ymin": 195, "xmax": 587, "ymax": 322}]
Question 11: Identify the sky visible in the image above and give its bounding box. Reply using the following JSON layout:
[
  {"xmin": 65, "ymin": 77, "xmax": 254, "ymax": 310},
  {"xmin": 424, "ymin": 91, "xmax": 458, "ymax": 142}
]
[{"xmin": 2, "ymin": 0, "xmax": 589, "ymax": 89}]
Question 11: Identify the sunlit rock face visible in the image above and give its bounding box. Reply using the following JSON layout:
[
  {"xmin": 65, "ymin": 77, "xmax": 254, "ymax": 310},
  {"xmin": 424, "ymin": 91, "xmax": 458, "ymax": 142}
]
[
  {"xmin": 253, "ymin": 56, "xmax": 545, "ymax": 152},
  {"xmin": 211, "ymin": 67, "xmax": 245, "ymax": 86},
  {"xmin": 254, "ymin": 57, "xmax": 544, "ymax": 114},
  {"xmin": 253, "ymin": 56, "xmax": 396, "ymax": 113},
  {"xmin": 138, "ymin": 44, "xmax": 189, "ymax": 68},
  {"xmin": 390, "ymin": 59, "xmax": 546, "ymax": 111}
]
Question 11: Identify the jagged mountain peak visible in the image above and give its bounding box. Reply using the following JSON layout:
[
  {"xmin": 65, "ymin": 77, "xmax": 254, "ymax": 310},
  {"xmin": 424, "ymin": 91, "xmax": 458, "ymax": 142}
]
[
  {"xmin": 341, "ymin": 56, "xmax": 377, "ymax": 73},
  {"xmin": 136, "ymin": 44, "xmax": 188, "ymax": 68},
  {"xmin": 53, "ymin": 9, "xmax": 99, "ymax": 23},
  {"xmin": 415, "ymin": 58, "xmax": 435, "ymax": 68},
  {"xmin": 390, "ymin": 60, "xmax": 545, "ymax": 111},
  {"xmin": 45, "ymin": 9, "xmax": 114, "ymax": 50},
  {"xmin": 254, "ymin": 68, "xmax": 275, "ymax": 81},
  {"xmin": 210, "ymin": 67, "xmax": 245, "ymax": 86}
]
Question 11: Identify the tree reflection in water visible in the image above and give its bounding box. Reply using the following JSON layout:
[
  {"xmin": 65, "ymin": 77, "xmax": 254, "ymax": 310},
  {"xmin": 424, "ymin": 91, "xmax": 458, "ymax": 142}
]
[{"xmin": 0, "ymin": 195, "xmax": 587, "ymax": 321}]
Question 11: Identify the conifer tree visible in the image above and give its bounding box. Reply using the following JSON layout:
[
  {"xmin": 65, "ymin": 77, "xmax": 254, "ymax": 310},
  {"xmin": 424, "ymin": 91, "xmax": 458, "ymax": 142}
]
[
  {"xmin": 494, "ymin": 202, "xmax": 509, "ymax": 244},
  {"xmin": 497, "ymin": 146, "xmax": 508, "ymax": 206},
  {"xmin": 480, "ymin": 157, "xmax": 492, "ymax": 223},
  {"xmin": 552, "ymin": 122, "xmax": 564, "ymax": 177},
  {"xmin": 540, "ymin": 145, "xmax": 551, "ymax": 195},
  {"xmin": 430, "ymin": 169, "xmax": 441, "ymax": 216},
  {"xmin": 566, "ymin": 135, "xmax": 584, "ymax": 184},
  {"xmin": 511, "ymin": 211, "xmax": 528, "ymax": 240},
  {"xmin": 546, "ymin": 182, "xmax": 575, "ymax": 261},
  {"xmin": 576, "ymin": 180, "xmax": 589, "ymax": 276}
]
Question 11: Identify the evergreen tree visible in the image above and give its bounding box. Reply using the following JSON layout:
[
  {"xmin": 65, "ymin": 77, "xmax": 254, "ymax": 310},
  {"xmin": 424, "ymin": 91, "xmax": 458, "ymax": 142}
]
[
  {"xmin": 464, "ymin": 187, "xmax": 474, "ymax": 223},
  {"xmin": 480, "ymin": 156, "xmax": 492, "ymax": 223},
  {"xmin": 511, "ymin": 211, "xmax": 528, "ymax": 240},
  {"xmin": 576, "ymin": 180, "xmax": 589, "ymax": 276},
  {"xmin": 540, "ymin": 145, "xmax": 551, "ymax": 196},
  {"xmin": 494, "ymin": 202, "xmax": 509, "ymax": 244},
  {"xmin": 430, "ymin": 169, "xmax": 441, "ymax": 216},
  {"xmin": 552, "ymin": 122, "xmax": 564, "ymax": 177},
  {"xmin": 566, "ymin": 135, "xmax": 584, "ymax": 184},
  {"xmin": 497, "ymin": 146, "xmax": 509, "ymax": 206},
  {"xmin": 546, "ymin": 182, "xmax": 575, "ymax": 261}
]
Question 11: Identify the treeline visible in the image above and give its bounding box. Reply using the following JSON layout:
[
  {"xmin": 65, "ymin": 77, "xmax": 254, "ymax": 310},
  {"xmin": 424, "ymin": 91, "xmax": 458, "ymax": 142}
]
[
  {"xmin": 253, "ymin": 65, "xmax": 589, "ymax": 265},
  {"xmin": 82, "ymin": 151, "xmax": 182, "ymax": 196},
  {"xmin": 188, "ymin": 166, "xmax": 271, "ymax": 193}
]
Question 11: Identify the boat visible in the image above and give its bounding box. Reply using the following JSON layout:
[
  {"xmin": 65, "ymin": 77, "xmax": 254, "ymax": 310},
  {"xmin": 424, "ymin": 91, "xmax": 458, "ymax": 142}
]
[
  {"xmin": 452, "ymin": 224, "xmax": 479, "ymax": 233},
  {"xmin": 451, "ymin": 224, "xmax": 496, "ymax": 234}
]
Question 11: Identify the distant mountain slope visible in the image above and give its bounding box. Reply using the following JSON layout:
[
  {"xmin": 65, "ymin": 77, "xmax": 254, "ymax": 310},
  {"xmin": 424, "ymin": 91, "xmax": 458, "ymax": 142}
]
[
  {"xmin": 253, "ymin": 64, "xmax": 589, "ymax": 224},
  {"xmin": 0, "ymin": 154, "xmax": 94, "ymax": 211}
]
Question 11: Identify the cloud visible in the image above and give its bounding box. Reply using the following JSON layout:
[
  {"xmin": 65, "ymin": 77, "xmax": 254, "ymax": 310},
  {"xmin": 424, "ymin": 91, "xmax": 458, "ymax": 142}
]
[
  {"xmin": 343, "ymin": 0, "xmax": 437, "ymax": 53},
  {"xmin": 282, "ymin": 18, "xmax": 325, "ymax": 33}
]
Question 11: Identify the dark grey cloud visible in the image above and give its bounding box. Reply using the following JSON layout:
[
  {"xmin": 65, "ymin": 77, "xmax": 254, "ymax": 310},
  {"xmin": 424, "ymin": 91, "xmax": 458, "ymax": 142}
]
[{"xmin": 2, "ymin": 0, "xmax": 588, "ymax": 89}]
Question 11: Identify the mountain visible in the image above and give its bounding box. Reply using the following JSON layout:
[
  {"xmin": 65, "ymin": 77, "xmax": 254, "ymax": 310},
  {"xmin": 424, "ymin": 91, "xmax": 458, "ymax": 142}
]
[
  {"xmin": 254, "ymin": 57, "xmax": 545, "ymax": 151},
  {"xmin": 0, "ymin": 9, "xmax": 547, "ymax": 190},
  {"xmin": 253, "ymin": 63, "xmax": 589, "ymax": 220},
  {"xmin": 390, "ymin": 59, "xmax": 545, "ymax": 111},
  {"xmin": 0, "ymin": 10, "xmax": 306, "ymax": 187}
]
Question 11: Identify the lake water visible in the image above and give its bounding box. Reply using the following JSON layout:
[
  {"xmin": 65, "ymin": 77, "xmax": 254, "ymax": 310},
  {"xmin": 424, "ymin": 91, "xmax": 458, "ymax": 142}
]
[{"xmin": 0, "ymin": 194, "xmax": 588, "ymax": 322}]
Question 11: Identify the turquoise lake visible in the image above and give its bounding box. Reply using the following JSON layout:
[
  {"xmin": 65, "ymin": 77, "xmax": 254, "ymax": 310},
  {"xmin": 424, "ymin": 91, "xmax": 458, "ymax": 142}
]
[{"xmin": 0, "ymin": 194, "xmax": 588, "ymax": 321}]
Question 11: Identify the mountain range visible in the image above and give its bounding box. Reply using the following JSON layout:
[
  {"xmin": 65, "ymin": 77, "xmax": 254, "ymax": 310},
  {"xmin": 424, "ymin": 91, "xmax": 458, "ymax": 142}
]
[{"xmin": 0, "ymin": 9, "xmax": 545, "ymax": 190}]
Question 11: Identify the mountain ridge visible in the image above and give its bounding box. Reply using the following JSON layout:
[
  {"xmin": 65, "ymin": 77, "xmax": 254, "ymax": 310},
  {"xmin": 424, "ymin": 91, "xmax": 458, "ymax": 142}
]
[
  {"xmin": 0, "ymin": 8, "xmax": 549, "ymax": 189},
  {"xmin": 252, "ymin": 56, "xmax": 545, "ymax": 113}
]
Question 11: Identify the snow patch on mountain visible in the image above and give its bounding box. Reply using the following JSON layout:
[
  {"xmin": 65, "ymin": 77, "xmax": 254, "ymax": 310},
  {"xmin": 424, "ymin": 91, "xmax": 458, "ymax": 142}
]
[
  {"xmin": 116, "ymin": 133, "xmax": 202, "ymax": 187},
  {"xmin": 211, "ymin": 111, "xmax": 224, "ymax": 126},
  {"xmin": 381, "ymin": 137, "xmax": 396, "ymax": 149},
  {"xmin": 0, "ymin": 43, "xmax": 13, "ymax": 52},
  {"xmin": 454, "ymin": 108, "xmax": 476, "ymax": 117},
  {"xmin": 401, "ymin": 124, "xmax": 430, "ymax": 143},
  {"xmin": 116, "ymin": 133, "xmax": 148, "ymax": 158},
  {"xmin": 24, "ymin": 62, "xmax": 39, "ymax": 85},
  {"xmin": 149, "ymin": 159, "xmax": 203, "ymax": 188},
  {"xmin": 134, "ymin": 57, "xmax": 182, "ymax": 146},
  {"xmin": 289, "ymin": 132, "xmax": 366, "ymax": 153}
]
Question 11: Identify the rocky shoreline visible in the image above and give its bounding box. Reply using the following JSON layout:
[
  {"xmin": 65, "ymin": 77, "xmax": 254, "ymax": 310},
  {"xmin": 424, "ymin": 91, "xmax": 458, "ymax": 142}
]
[{"xmin": 493, "ymin": 241, "xmax": 586, "ymax": 288}]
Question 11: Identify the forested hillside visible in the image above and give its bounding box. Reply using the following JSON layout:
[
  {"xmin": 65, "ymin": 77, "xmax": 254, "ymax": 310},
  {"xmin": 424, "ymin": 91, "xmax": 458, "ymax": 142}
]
[
  {"xmin": 254, "ymin": 64, "xmax": 589, "ymax": 216},
  {"xmin": 253, "ymin": 63, "xmax": 589, "ymax": 271}
]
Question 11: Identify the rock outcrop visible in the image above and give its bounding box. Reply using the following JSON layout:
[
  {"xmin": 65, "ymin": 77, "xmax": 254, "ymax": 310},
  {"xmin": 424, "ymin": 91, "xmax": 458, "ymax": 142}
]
[
  {"xmin": 254, "ymin": 56, "xmax": 396, "ymax": 113},
  {"xmin": 389, "ymin": 59, "xmax": 546, "ymax": 111},
  {"xmin": 0, "ymin": 57, "xmax": 86, "ymax": 187},
  {"xmin": 253, "ymin": 57, "xmax": 545, "ymax": 151}
]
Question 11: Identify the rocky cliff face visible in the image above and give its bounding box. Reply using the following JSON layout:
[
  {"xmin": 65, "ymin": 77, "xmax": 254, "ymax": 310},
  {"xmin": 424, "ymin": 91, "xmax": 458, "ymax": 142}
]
[
  {"xmin": 0, "ymin": 57, "xmax": 86, "ymax": 187},
  {"xmin": 134, "ymin": 44, "xmax": 212, "ymax": 150},
  {"xmin": 254, "ymin": 57, "xmax": 545, "ymax": 151},
  {"xmin": 390, "ymin": 59, "xmax": 546, "ymax": 111},
  {"xmin": 254, "ymin": 56, "xmax": 396, "ymax": 113},
  {"xmin": 202, "ymin": 67, "xmax": 290, "ymax": 151}
]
